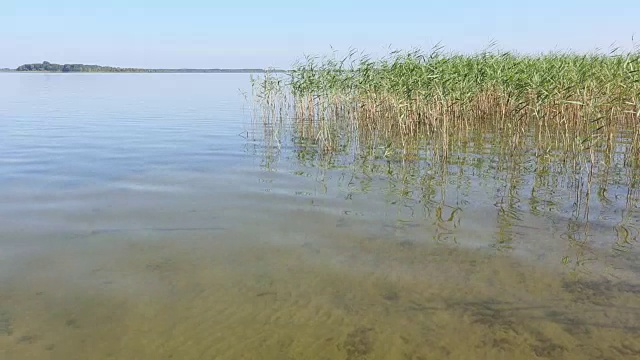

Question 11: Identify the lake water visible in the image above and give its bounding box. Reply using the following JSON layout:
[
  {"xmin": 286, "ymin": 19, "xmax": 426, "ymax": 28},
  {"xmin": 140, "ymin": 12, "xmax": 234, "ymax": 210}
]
[{"xmin": 1, "ymin": 73, "xmax": 639, "ymax": 359}]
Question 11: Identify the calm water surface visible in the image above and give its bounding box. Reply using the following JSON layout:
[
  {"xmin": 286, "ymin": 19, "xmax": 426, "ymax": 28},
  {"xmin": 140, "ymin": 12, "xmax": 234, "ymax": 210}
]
[{"xmin": 0, "ymin": 73, "xmax": 639, "ymax": 359}]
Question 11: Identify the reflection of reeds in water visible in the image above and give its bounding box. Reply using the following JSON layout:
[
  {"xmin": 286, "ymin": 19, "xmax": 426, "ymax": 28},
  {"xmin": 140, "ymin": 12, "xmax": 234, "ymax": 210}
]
[{"xmin": 250, "ymin": 47, "xmax": 640, "ymax": 262}]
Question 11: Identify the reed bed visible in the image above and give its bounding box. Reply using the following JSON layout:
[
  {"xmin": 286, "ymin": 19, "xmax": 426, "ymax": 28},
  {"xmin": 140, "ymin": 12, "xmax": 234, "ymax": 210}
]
[
  {"xmin": 250, "ymin": 48, "xmax": 640, "ymax": 253},
  {"xmin": 252, "ymin": 48, "xmax": 640, "ymax": 161}
]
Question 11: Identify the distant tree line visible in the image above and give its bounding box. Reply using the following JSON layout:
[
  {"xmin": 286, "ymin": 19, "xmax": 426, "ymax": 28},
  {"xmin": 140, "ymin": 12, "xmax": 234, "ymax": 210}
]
[
  {"xmin": 15, "ymin": 61, "xmax": 286, "ymax": 73},
  {"xmin": 16, "ymin": 61, "xmax": 145, "ymax": 72}
]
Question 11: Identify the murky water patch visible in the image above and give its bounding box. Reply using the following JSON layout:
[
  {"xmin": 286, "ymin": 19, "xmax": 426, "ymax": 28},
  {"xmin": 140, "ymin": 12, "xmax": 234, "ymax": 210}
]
[{"xmin": 1, "ymin": 229, "xmax": 639, "ymax": 359}]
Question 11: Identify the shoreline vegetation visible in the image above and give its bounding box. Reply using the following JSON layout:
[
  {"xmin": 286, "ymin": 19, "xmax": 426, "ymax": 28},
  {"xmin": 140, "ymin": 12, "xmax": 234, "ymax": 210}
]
[
  {"xmin": 10, "ymin": 61, "xmax": 286, "ymax": 73},
  {"xmin": 250, "ymin": 47, "xmax": 640, "ymax": 236},
  {"xmin": 251, "ymin": 47, "xmax": 640, "ymax": 161}
]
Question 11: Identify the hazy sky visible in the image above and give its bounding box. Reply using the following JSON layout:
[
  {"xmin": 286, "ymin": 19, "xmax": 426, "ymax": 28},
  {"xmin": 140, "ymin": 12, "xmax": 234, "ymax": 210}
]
[{"xmin": 1, "ymin": 0, "xmax": 638, "ymax": 68}]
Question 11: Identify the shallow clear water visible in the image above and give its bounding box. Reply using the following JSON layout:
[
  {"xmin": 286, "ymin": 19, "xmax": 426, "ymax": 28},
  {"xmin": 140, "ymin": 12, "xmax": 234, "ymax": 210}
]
[{"xmin": 1, "ymin": 73, "xmax": 639, "ymax": 359}]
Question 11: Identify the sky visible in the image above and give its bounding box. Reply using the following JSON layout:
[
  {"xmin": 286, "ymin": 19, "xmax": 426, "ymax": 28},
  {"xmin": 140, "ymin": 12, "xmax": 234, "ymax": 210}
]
[{"xmin": 1, "ymin": 0, "xmax": 639, "ymax": 68}]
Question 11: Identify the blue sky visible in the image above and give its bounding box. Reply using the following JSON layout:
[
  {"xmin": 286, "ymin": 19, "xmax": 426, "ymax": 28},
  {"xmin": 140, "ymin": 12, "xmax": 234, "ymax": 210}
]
[{"xmin": 1, "ymin": 0, "xmax": 638, "ymax": 68}]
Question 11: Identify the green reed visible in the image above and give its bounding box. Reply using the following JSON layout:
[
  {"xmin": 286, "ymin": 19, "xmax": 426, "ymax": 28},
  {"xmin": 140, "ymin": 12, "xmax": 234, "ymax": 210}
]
[
  {"xmin": 253, "ymin": 47, "xmax": 640, "ymax": 158},
  {"xmin": 250, "ymin": 47, "xmax": 640, "ymax": 258}
]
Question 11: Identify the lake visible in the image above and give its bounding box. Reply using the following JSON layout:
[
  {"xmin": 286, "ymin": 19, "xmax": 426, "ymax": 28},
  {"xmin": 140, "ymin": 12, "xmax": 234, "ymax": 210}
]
[{"xmin": 1, "ymin": 73, "xmax": 639, "ymax": 359}]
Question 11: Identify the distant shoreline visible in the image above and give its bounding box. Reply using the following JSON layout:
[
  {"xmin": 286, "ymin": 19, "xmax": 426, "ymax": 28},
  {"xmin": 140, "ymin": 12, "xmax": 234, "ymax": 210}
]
[
  {"xmin": 1, "ymin": 69, "xmax": 287, "ymax": 74},
  {"xmin": 7, "ymin": 62, "xmax": 288, "ymax": 73}
]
